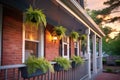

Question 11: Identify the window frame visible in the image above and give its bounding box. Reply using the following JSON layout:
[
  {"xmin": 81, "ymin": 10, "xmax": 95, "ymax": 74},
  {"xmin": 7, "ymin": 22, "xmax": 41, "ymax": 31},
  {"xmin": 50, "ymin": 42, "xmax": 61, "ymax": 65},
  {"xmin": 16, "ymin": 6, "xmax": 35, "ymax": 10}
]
[
  {"xmin": 22, "ymin": 22, "xmax": 45, "ymax": 63},
  {"xmin": 62, "ymin": 36, "xmax": 69, "ymax": 59},
  {"xmin": 74, "ymin": 41, "xmax": 80, "ymax": 56}
]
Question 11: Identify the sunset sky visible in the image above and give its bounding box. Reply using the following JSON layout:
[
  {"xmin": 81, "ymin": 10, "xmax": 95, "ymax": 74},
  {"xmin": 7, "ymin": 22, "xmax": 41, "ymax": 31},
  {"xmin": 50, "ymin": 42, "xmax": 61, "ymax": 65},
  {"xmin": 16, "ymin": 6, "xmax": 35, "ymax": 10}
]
[
  {"xmin": 86, "ymin": 0, "xmax": 107, "ymax": 10},
  {"xmin": 86, "ymin": 0, "xmax": 120, "ymax": 38}
]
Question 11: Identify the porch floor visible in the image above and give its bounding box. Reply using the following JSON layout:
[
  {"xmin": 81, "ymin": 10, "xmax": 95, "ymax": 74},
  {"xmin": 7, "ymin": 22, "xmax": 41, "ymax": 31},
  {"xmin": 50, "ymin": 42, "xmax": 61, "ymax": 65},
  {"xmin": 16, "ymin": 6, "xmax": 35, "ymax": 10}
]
[{"xmin": 95, "ymin": 72, "xmax": 120, "ymax": 80}]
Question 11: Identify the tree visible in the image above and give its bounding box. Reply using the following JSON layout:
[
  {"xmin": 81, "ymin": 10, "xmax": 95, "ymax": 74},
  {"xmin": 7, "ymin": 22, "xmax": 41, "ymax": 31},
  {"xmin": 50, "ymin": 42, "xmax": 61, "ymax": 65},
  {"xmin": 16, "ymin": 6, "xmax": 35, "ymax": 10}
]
[
  {"xmin": 86, "ymin": 9, "xmax": 102, "ymax": 24},
  {"xmin": 97, "ymin": 0, "xmax": 120, "ymax": 22},
  {"xmin": 109, "ymin": 33, "xmax": 120, "ymax": 55},
  {"xmin": 86, "ymin": 6, "xmax": 120, "ymax": 55}
]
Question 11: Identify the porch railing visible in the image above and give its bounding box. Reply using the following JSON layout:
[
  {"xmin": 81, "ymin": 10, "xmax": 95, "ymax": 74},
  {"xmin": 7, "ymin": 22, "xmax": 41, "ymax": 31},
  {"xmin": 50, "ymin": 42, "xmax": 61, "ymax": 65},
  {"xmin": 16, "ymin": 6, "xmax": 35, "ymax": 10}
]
[{"xmin": 0, "ymin": 60, "xmax": 88, "ymax": 80}]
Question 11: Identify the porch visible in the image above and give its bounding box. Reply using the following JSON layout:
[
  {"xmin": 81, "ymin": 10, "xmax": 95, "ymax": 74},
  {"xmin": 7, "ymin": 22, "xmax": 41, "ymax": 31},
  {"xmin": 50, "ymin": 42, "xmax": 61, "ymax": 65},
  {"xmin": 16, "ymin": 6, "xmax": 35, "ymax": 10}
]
[
  {"xmin": 0, "ymin": 0, "xmax": 104, "ymax": 80},
  {"xmin": 0, "ymin": 60, "xmax": 88, "ymax": 80}
]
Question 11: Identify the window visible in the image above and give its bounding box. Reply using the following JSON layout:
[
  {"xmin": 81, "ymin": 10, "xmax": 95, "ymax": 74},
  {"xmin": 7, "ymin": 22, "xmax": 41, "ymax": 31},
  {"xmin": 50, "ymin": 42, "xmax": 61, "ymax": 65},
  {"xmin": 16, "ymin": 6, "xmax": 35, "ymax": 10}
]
[
  {"xmin": 74, "ymin": 41, "xmax": 80, "ymax": 56},
  {"xmin": 62, "ymin": 36, "xmax": 69, "ymax": 59},
  {"xmin": 25, "ymin": 25, "xmax": 40, "ymax": 60}
]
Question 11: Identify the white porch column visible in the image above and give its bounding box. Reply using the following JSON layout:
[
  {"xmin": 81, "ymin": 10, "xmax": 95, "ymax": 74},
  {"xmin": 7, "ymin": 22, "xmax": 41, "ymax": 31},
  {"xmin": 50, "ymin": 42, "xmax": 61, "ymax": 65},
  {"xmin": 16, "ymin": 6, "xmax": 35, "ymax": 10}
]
[
  {"xmin": 99, "ymin": 38, "xmax": 103, "ymax": 70},
  {"xmin": 86, "ymin": 28, "xmax": 91, "ymax": 79},
  {"xmin": 92, "ymin": 34, "xmax": 97, "ymax": 74}
]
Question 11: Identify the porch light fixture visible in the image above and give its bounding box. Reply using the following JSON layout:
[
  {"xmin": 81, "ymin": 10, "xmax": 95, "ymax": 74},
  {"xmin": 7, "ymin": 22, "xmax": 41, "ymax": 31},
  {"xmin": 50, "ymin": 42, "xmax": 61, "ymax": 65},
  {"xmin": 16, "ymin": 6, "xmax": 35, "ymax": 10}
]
[{"xmin": 52, "ymin": 35, "xmax": 58, "ymax": 43}]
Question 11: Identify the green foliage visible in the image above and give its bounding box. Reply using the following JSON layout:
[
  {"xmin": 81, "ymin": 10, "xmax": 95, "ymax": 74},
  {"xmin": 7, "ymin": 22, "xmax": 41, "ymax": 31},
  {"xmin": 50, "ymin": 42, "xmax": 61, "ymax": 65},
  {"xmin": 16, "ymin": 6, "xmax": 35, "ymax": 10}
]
[
  {"xmin": 115, "ymin": 60, "xmax": 120, "ymax": 62},
  {"xmin": 101, "ymin": 26, "xmax": 112, "ymax": 35},
  {"xmin": 25, "ymin": 5, "xmax": 47, "ymax": 28},
  {"xmin": 115, "ymin": 60, "xmax": 120, "ymax": 66},
  {"xmin": 103, "ymin": 0, "xmax": 120, "ymax": 14},
  {"xmin": 25, "ymin": 56, "xmax": 54, "ymax": 74},
  {"xmin": 81, "ymin": 34, "xmax": 87, "ymax": 41},
  {"xmin": 70, "ymin": 31, "xmax": 79, "ymax": 42},
  {"xmin": 81, "ymin": 34, "xmax": 87, "ymax": 52},
  {"xmin": 102, "ymin": 33, "xmax": 120, "ymax": 55},
  {"xmin": 53, "ymin": 26, "xmax": 66, "ymax": 39},
  {"xmin": 71, "ymin": 55, "xmax": 84, "ymax": 65},
  {"xmin": 106, "ymin": 68, "xmax": 112, "ymax": 73},
  {"xmin": 102, "ymin": 58, "xmax": 106, "ymax": 65},
  {"xmin": 54, "ymin": 57, "xmax": 71, "ymax": 70},
  {"xmin": 87, "ymin": 9, "xmax": 102, "ymax": 24}
]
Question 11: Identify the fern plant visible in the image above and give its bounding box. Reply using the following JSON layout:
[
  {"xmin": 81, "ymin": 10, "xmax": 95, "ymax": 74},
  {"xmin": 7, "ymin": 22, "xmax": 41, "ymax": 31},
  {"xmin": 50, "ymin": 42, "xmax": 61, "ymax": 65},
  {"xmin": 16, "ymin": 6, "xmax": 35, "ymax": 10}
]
[
  {"xmin": 53, "ymin": 26, "xmax": 66, "ymax": 40},
  {"xmin": 81, "ymin": 34, "xmax": 87, "ymax": 41},
  {"xmin": 25, "ymin": 5, "xmax": 47, "ymax": 28},
  {"xmin": 70, "ymin": 31, "xmax": 79, "ymax": 42},
  {"xmin": 54, "ymin": 57, "xmax": 71, "ymax": 70},
  {"xmin": 71, "ymin": 55, "xmax": 84, "ymax": 65},
  {"xmin": 25, "ymin": 56, "xmax": 54, "ymax": 74}
]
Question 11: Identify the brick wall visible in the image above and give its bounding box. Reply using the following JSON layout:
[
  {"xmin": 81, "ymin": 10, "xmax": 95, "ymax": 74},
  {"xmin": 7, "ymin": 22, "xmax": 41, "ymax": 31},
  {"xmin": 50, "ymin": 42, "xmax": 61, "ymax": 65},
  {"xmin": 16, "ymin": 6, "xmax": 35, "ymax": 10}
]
[
  {"xmin": 44, "ymin": 24, "xmax": 59, "ymax": 61},
  {"xmin": 2, "ymin": 7, "xmax": 23, "ymax": 65},
  {"xmin": 70, "ymin": 38, "xmax": 75, "ymax": 57}
]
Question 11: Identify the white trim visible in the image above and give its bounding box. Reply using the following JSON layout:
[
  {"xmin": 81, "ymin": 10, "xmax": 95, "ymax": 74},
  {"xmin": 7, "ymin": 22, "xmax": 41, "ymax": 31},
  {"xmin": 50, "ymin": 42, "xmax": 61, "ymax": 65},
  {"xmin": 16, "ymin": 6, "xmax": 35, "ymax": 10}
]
[
  {"xmin": 74, "ymin": 41, "xmax": 80, "ymax": 56},
  {"xmin": 56, "ymin": 0, "xmax": 102, "ymax": 38},
  {"xmin": 99, "ymin": 38, "xmax": 103, "ymax": 69},
  {"xmin": 62, "ymin": 37, "xmax": 69, "ymax": 59},
  {"xmin": 38, "ymin": 24, "xmax": 44, "ymax": 58},
  {"xmin": 22, "ymin": 24, "xmax": 25, "ymax": 63},
  {"xmin": 86, "ymin": 28, "xmax": 91, "ymax": 79},
  {"xmin": 92, "ymin": 34, "xmax": 97, "ymax": 74},
  {"xmin": 22, "ymin": 23, "xmax": 45, "ymax": 62},
  {"xmin": 0, "ymin": 4, "xmax": 2, "ymax": 65},
  {"xmin": 25, "ymin": 39, "xmax": 40, "ymax": 43},
  {"xmin": 77, "ymin": 41, "xmax": 79, "ymax": 56},
  {"xmin": 71, "ymin": 0, "xmax": 105, "ymax": 36}
]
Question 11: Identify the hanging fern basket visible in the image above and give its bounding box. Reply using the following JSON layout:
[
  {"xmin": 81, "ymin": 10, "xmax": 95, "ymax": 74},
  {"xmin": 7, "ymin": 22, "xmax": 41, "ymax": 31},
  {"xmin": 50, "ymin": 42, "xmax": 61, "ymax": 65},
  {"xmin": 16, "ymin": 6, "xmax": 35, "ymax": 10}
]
[
  {"xmin": 25, "ymin": 6, "xmax": 47, "ymax": 28},
  {"xmin": 70, "ymin": 31, "xmax": 79, "ymax": 42},
  {"xmin": 53, "ymin": 26, "xmax": 66, "ymax": 40}
]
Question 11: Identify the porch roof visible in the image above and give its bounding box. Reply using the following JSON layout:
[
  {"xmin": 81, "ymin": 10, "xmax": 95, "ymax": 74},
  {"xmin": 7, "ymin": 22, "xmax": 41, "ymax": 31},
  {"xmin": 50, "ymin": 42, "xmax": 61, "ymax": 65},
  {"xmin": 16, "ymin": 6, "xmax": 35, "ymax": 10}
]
[{"xmin": 56, "ymin": 0, "xmax": 105, "ymax": 37}]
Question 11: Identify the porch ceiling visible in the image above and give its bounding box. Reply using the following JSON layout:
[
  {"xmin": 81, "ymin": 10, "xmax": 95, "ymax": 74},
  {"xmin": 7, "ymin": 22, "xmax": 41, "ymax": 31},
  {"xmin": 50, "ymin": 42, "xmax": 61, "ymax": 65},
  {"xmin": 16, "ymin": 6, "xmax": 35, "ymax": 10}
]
[
  {"xmin": 0, "ymin": 0, "xmax": 87, "ymax": 35},
  {"xmin": 34, "ymin": 0, "xmax": 87, "ymax": 35},
  {"xmin": 58, "ymin": 0, "xmax": 105, "ymax": 37}
]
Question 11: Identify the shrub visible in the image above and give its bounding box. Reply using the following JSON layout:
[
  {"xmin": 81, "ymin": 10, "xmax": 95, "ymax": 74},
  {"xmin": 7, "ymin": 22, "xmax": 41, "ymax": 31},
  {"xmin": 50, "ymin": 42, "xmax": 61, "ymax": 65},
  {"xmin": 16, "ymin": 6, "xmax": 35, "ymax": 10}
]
[
  {"xmin": 25, "ymin": 56, "xmax": 54, "ymax": 74},
  {"xmin": 71, "ymin": 55, "xmax": 84, "ymax": 65},
  {"xmin": 102, "ymin": 58, "xmax": 106, "ymax": 65},
  {"xmin": 54, "ymin": 57, "xmax": 71, "ymax": 70},
  {"xmin": 115, "ymin": 60, "xmax": 120, "ymax": 66},
  {"xmin": 106, "ymin": 68, "xmax": 112, "ymax": 73}
]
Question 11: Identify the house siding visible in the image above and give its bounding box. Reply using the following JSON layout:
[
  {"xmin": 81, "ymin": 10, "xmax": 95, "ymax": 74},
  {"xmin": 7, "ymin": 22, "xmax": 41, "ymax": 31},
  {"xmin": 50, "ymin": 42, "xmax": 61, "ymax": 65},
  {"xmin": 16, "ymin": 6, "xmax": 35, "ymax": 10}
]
[
  {"xmin": 45, "ymin": 24, "xmax": 59, "ymax": 61},
  {"xmin": 70, "ymin": 39, "xmax": 75, "ymax": 57},
  {"xmin": 2, "ymin": 7, "xmax": 23, "ymax": 65}
]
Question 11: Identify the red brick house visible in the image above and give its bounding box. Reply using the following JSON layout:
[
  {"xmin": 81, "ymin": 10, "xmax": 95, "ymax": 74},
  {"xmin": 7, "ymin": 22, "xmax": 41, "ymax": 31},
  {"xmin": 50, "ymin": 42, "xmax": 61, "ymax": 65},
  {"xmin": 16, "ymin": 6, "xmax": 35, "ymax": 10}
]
[{"xmin": 0, "ymin": 0, "xmax": 105, "ymax": 80}]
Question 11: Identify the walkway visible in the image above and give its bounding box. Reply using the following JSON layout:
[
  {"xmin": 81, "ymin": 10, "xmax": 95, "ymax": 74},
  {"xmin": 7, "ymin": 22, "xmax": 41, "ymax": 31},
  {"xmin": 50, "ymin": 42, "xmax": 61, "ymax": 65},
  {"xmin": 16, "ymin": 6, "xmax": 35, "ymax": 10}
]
[{"xmin": 95, "ymin": 72, "xmax": 120, "ymax": 80}]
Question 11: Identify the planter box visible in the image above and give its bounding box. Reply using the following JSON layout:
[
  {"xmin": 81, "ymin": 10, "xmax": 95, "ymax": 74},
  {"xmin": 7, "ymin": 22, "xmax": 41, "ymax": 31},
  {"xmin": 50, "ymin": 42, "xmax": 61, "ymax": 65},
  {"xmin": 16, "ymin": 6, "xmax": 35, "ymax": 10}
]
[
  {"xmin": 71, "ymin": 61, "xmax": 79, "ymax": 68},
  {"xmin": 19, "ymin": 67, "xmax": 46, "ymax": 79},
  {"xmin": 54, "ymin": 63, "xmax": 64, "ymax": 71}
]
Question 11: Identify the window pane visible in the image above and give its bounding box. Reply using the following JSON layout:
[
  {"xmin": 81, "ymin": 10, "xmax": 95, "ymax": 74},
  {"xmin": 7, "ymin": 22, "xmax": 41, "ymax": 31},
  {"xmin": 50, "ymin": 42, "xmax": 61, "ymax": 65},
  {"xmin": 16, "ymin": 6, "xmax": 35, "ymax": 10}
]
[
  {"xmin": 64, "ymin": 44, "xmax": 67, "ymax": 56},
  {"xmin": 63, "ymin": 36, "xmax": 67, "ymax": 42},
  {"xmin": 25, "ymin": 41, "xmax": 38, "ymax": 60},
  {"xmin": 25, "ymin": 25, "xmax": 39, "ymax": 41}
]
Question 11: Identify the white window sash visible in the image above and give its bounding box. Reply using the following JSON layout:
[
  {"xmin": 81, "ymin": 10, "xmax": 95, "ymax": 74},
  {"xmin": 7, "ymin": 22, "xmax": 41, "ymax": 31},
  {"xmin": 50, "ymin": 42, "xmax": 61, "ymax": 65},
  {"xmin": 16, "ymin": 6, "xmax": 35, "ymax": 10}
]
[{"xmin": 62, "ymin": 37, "xmax": 69, "ymax": 59}]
